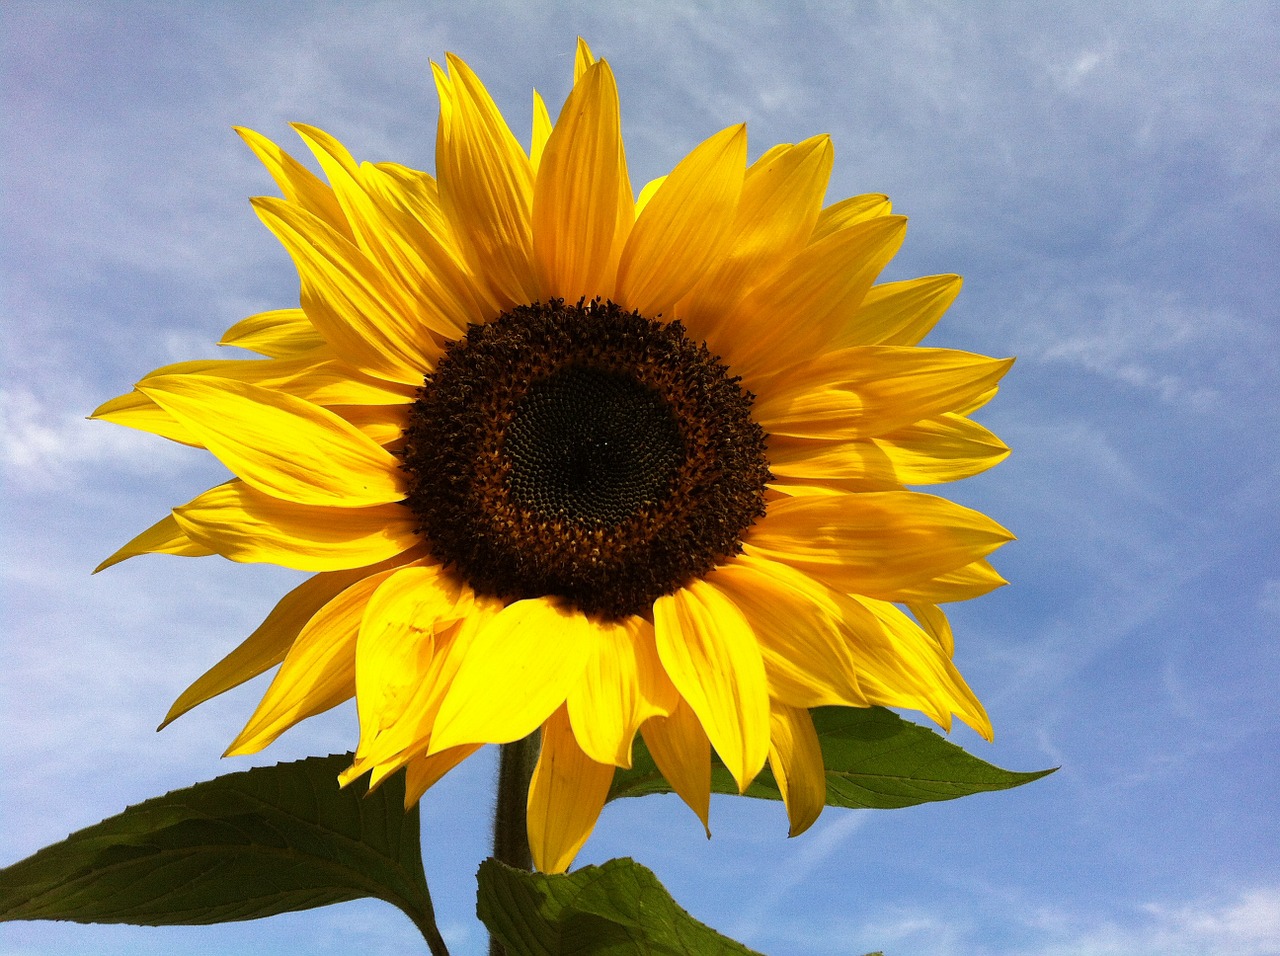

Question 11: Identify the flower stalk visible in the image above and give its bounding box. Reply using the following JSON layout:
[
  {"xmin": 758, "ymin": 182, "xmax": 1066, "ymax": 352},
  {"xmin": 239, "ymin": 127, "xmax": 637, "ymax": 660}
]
[{"xmin": 489, "ymin": 732, "xmax": 540, "ymax": 955}]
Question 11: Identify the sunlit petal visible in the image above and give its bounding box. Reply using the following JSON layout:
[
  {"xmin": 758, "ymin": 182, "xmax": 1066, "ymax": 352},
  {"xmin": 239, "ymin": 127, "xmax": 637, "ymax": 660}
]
[
  {"xmin": 429, "ymin": 598, "xmax": 594, "ymax": 752},
  {"xmin": 140, "ymin": 375, "xmax": 403, "ymax": 507},
  {"xmin": 653, "ymin": 580, "xmax": 770, "ymax": 792},
  {"xmin": 616, "ymin": 124, "xmax": 746, "ymax": 315}
]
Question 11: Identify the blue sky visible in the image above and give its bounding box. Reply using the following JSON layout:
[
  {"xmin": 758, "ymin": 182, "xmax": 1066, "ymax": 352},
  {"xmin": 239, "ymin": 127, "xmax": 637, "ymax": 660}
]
[{"xmin": 2, "ymin": 2, "xmax": 1277, "ymax": 954}]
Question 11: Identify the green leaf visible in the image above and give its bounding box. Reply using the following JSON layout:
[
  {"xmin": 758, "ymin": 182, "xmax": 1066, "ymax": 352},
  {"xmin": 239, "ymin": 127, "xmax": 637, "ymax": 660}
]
[
  {"xmin": 0, "ymin": 754, "xmax": 440, "ymax": 942},
  {"xmin": 609, "ymin": 706, "xmax": 1053, "ymax": 809},
  {"xmin": 477, "ymin": 856, "xmax": 763, "ymax": 955}
]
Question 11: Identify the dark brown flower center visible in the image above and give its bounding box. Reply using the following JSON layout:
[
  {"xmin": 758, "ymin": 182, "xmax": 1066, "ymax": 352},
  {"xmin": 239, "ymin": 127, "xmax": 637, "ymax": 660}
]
[{"xmin": 401, "ymin": 298, "xmax": 770, "ymax": 619}]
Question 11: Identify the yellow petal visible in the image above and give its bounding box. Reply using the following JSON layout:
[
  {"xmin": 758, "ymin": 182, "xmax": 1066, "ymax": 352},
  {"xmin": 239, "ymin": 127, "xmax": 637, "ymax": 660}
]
[
  {"xmin": 851, "ymin": 596, "xmax": 992, "ymax": 740},
  {"xmin": 832, "ymin": 274, "xmax": 962, "ymax": 349},
  {"xmin": 533, "ymin": 59, "xmax": 632, "ymax": 303},
  {"xmin": 573, "ymin": 37, "xmax": 596, "ymax": 82},
  {"xmin": 366, "ymin": 161, "xmax": 493, "ymax": 320},
  {"xmin": 226, "ymin": 565, "xmax": 401, "ymax": 755},
  {"xmin": 434, "ymin": 54, "xmax": 538, "ymax": 309},
  {"xmin": 764, "ymin": 481, "xmax": 848, "ymax": 498},
  {"xmin": 708, "ymin": 555, "xmax": 866, "ymax": 709},
  {"xmin": 566, "ymin": 616, "xmax": 678, "ymax": 768},
  {"xmin": 172, "ymin": 480, "xmax": 419, "ymax": 572},
  {"xmin": 640, "ymin": 698, "xmax": 711, "ymax": 833},
  {"xmin": 353, "ymin": 564, "xmax": 472, "ymax": 755},
  {"xmin": 96, "ymin": 354, "xmax": 411, "ymax": 459},
  {"xmin": 366, "ymin": 162, "xmax": 497, "ymax": 326},
  {"xmin": 429, "ymin": 598, "xmax": 594, "ymax": 752},
  {"xmin": 349, "ymin": 597, "xmax": 502, "ymax": 776},
  {"xmin": 139, "ymin": 375, "xmax": 403, "ymax": 508},
  {"xmin": 908, "ymin": 603, "xmax": 956, "ymax": 657},
  {"xmin": 765, "ymin": 436, "xmax": 901, "ymax": 493},
  {"xmin": 681, "ymin": 135, "xmax": 833, "ymax": 342},
  {"xmin": 148, "ymin": 352, "xmax": 415, "ymax": 407},
  {"xmin": 874, "ymin": 412, "xmax": 1010, "ymax": 484},
  {"xmin": 295, "ymin": 124, "xmax": 479, "ymax": 342},
  {"xmin": 810, "ymin": 192, "xmax": 892, "ymax": 242},
  {"xmin": 615, "ymin": 124, "xmax": 747, "ymax": 315},
  {"xmin": 235, "ymin": 126, "xmax": 351, "ymax": 238},
  {"xmin": 527, "ymin": 705, "xmax": 615, "ymax": 874},
  {"xmin": 634, "ymin": 175, "xmax": 665, "ymax": 217},
  {"xmin": 890, "ymin": 557, "xmax": 1008, "ymax": 603},
  {"xmin": 720, "ymin": 557, "xmax": 988, "ymax": 739},
  {"xmin": 768, "ymin": 704, "xmax": 826, "ymax": 837},
  {"xmin": 399, "ymin": 744, "xmax": 482, "ymax": 804},
  {"xmin": 162, "ymin": 565, "xmax": 384, "ymax": 729},
  {"xmin": 653, "ymin": 580, "xmax": 770, "ymax": 793},
  {"xmin": 220, "ymin": 309, "xmax": 326, "ymax": 357},
  {"xmin": 955, "ymin": 385, "xmax": 1000, "ymax": 417},
  {"xmin": 745, "ymin": 491, "xmax": 1013, "ymax": 600},
  {"xmin": 252, "ymin": 195, "xmax": 440, "ymax": 384},
  {"xmin": 330, "ymin": 403, "xmax": 409, "ymax": 446},
  {"xmin": 363, "ymin": 162, "xmax": 458, "ymax": 265},
  {"xmin": 714, "ymin": 215, "xmax": 907, "ymax": 382},
  {"xmin": 753, "ymin": 347, "xmax": 1014, "ymax": 441},
  {"xmin": 716, "ymin": 554, "xmax": 988, "ymax": 740},
  {"xmin": 91, "ymin": 389, "xmax": 199, "ymax": 446},
  {"xmin": 95, "ymin": 512, "xmax": 214, "ymax": 573},
  {"xmin": 529, "ymin": 90, "xmax": 552, "ymax": 172}
]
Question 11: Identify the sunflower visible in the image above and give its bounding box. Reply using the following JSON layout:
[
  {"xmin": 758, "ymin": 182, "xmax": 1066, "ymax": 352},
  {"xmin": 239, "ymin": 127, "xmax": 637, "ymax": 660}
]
[{"xmin": 94, "ymin": 39, "xmax": 1013, "ymax": 874}]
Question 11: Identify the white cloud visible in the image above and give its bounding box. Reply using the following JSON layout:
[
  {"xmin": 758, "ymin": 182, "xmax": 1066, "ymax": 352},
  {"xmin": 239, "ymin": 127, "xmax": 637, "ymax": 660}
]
[
  {"xmin": 1015, "ymin": 885, "xmax": 1280, "ymax": 956},
  {"xmin": 1005, "ymin": 283, "xmax": 1265, "ymax": 411},
  {"xmin": 754, "ymin": 884, "xmax": 1280, "ymax": 956},
  {"xmin": 0, "ymin": 387, "xmax": 194, "ymax": 489},
  {"xmin": 1046, "ymin": 46, "xmax": 1109, "ymax": 93}
]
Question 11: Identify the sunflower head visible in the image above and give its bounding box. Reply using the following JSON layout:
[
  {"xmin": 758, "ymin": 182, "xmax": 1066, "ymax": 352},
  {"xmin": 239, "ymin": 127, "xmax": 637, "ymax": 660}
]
[
  {"xmin": 402, "ymin": 297, "xmax": 771, "ymax": 619},
  {"xmin": 94, "ymin": 37, "xmax": 1013, "ymax": 874}
]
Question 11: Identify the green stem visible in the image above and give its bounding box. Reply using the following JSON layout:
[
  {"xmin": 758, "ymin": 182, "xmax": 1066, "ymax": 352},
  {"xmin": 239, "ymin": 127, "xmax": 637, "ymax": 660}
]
[
  {"xmin": 407, "ymin": 892, "xmax": 451, "ymax": 956},
  {"xmin": 488, "ymin": 733, "xmax": 540, "ymax": 956}
]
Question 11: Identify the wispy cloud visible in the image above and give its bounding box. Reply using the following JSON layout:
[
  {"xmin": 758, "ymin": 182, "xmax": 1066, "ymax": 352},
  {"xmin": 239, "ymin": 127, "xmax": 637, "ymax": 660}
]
[
  {"xmin": 729, "ymin": 811, "xmax": 869, "ymax": 944},
  {"xmin": 1005, "ymin": 283, "xmax": 1270, "ymax": 412},
  {"xmin": 755, "ymin": 883, "xmax": 1280, "ymax": 956},
  {"xmin": 0, "ymin": 387, "xmax": 194, "ymax": 490},
  {"xmin": 1014, "ymin": 884, "xmax": 1280, "ymax": 956}
]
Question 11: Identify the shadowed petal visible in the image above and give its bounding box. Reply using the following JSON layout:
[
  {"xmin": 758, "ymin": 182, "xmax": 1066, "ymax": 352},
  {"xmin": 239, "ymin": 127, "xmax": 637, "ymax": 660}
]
[
  {"xmin": 527, "ymin": 705, "xmax": 615, "ymax": 874},
  {"xmin": 640, "ymin": 698, "xmax": 712, "ymax": 833},
  {"xmin": 172, "ymin": 480, "xmax": 418, "ymax": 572},
  {"xmin": 745, "ymin": 491, "xmax": 1013, "ymax": 599},
  {"xmin": 768, "ymin": 704, "xmax": 826, "ymax": 837}
]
